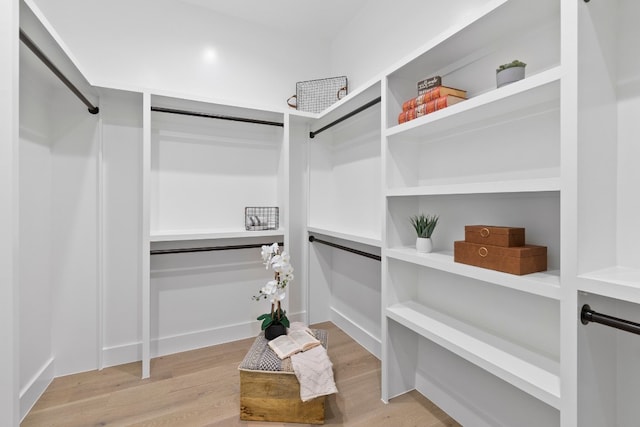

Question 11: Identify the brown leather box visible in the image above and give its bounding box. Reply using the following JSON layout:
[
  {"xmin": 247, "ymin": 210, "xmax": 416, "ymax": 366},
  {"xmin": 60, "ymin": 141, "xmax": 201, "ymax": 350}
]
[
  {"xmin": 465, "ymin": 225, "xmax": 525, "ymax": 247},
  {"xmin": 454, "ymin": 240, "xmax": 547, "ymax": 275}
]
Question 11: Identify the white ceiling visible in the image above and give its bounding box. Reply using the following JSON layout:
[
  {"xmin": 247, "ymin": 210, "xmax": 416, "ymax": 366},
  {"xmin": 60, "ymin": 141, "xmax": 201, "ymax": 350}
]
[{"xmin": 177, "ymin": 0, "xmax": 371, "ymax": 40}]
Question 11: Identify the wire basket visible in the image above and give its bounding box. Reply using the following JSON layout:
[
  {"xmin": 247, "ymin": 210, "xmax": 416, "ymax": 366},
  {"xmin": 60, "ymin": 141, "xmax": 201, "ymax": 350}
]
[
  {"xmin": 245, "ymin": 207, "xmax": 279, "ymax": 231},
  {"xmin": 287, "ymin": 76, "xmax": 348, "ymax": 114}
]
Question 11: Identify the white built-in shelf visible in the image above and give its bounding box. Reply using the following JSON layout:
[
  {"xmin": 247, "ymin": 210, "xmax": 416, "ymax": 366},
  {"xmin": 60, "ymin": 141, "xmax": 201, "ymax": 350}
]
[
  {"xmin": 386, "ymin": 300, "xmax": 561, "ymax": 409},
  {"xmin": 579, "ymin": 266, "xmax": 640, "ymax": 305},
  {"xmin": 307, "ymin": 226, "xmax": 381, "ymax": 248},
  {"xmin": 385, "ymin": 0, "xmax": 558, "ymax": 83},
  {"xmin": 387, "ymin": 172, "xmax": 560, "ymax": 197},
  {"xmin": 150, "ymin": 228, "xmax": 285, "ymax": 242},
  {"xmin": 150, "ymin": 93, "xmax": 284, "ymax": 124},
  {"xmin": 385, "ymin": 67, "xmax": 561, "ymax": 140},
  {"xmin": 315, "ymin": 78, "xmax": 381, "ymax": 122},
  {"xmin": 386, "ymin": 247, "xmax": 561, "ymax": 300}
]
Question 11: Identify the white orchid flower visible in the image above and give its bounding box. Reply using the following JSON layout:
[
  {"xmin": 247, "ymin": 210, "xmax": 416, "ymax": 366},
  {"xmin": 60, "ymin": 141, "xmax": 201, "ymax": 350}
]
[
  {"xmin": 271, "ymin": 252, "xmax": 291, "ymax": 273},
  {"xmin": 261, "ymin": 280, "xmax": 278, "ymax": 296},
  {"xmin": 270, "ymin": 289, "xmax": 286, "ymax": 303},
  {"xmin": 253, "ymin": 242, "xmax": 293, "ymax": 306}
]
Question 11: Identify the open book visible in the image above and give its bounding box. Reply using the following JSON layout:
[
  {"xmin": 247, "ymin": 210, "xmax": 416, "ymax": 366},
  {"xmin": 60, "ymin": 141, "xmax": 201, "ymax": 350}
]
[{"xmin": 268, "ymin": 329, "xmax": 321, "ymax": 359}]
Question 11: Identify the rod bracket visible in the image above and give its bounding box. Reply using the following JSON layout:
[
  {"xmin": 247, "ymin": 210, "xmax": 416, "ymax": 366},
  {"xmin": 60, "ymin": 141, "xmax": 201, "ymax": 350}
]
[{"xmin": 580, "ymin": 304, "xmax": 592, "ymax": 325}]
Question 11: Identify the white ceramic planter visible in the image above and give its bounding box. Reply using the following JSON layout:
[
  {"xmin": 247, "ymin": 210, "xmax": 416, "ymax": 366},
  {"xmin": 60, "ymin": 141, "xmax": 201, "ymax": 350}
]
[
  {"xmin": 496, "ymin": 66, "xmax": 525, "ymax": 88},
  {"xmin": 416, "ymin": 237, "xmax": 433, "ymax": 253}
]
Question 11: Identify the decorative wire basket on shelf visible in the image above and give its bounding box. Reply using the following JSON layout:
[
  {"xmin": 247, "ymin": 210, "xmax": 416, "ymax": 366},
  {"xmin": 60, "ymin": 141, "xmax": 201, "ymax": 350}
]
[
  {"xmin": 287, "ymin": 76, "xmax": 348, "ymax": 114},
  {"xmin": 245, "ymin": 207, "xmax": 279, "ymax": 231}
]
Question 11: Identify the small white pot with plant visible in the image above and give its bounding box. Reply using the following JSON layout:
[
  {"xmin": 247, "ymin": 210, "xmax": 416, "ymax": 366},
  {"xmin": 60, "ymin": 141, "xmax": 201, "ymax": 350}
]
[
  {"xmin": 496, "ymin": 60, "xmax": 526, "ymax": 88},
  {"xmin": 410, "ymin": 214, "xmax": 439, "ymax": 253}
]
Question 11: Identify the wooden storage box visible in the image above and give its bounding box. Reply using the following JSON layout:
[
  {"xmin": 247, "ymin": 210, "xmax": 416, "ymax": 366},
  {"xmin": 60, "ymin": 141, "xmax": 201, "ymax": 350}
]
[
  {"xmin": 464, "ymin": 225, "xmax": 525, "ymax": 247},
  {"xmin": 454, "ymin": 240, "xmax": 547, "ymax": 275},
  {"xmin": 238, "ymin": 329, "xmax": 328, "ymax": 424},
  {"xmin": 240, "ymin": 370, "xmax": 325, "ymax": 424}
]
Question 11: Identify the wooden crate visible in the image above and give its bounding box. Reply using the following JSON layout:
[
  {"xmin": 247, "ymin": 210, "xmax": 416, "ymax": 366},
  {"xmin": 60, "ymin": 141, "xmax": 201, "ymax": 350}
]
[{"xmin": 240, "ymin": 370, "xmax": 325, "ymax": 424}]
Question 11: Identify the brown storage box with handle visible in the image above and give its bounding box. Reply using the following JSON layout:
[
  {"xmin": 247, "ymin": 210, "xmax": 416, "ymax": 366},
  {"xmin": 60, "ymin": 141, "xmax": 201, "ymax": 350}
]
[
  {"xmin": 454, "ymin": 241, "xmax": 547, "ymax": 275},
  {"xmin": 465, "ymin": 225, "xmax": 525, "ymax": 247}
]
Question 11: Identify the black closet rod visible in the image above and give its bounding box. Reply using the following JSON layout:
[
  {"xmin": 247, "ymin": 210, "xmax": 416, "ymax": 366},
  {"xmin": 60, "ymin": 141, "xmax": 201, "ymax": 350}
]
[
  {"xmin": 151, "ymin": 241, "xmax": 284, "ymax": 255},
  {"xmin": 580, "ymin": 304, "xmax": 640, "ymax": 336},
  {"xmin": 151, "ymin": 106, "xmax": 284, "ymax": 127},
  {"xmin": 309, "ymin": 96, "xmax": 382, "ymax": 139},
  {"xmin": 308, "ymin": 235, "xmax": 381, "ymax": 261},
  {"xmin": 19, "ymin": 29, "xmax": 99, "ymax": 115}
]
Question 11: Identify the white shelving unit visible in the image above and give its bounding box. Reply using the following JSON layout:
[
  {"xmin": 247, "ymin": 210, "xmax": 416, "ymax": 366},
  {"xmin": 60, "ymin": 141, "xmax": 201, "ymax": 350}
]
[
  {"xmin": 149, "ymin": 94, "xmax": 285, "ymax": 237},
  {"xmin": 570, "ymin": 1, "xmax": 640, "ymax": 426},
  {"xmin": 382, "ymin": 0, "xmax": 562, "ymax": 425},
  {"xmin": 141, "ymin": 93, "xmax": 288, "ymax": 378},
  {"xmin": 386, "ymin": 300, "xmax": 561, "ymax": 409},
  {"xmin": 308, "ymin": 81, "xmax": 382, "ymax": 244},
  {"xmin": 306, "ymin": 81, "xmax": 383, "ymax": 358}
]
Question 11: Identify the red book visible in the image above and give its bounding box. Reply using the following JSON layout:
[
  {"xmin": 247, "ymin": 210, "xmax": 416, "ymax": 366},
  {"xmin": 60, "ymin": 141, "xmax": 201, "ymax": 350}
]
[
  {"xmin": 398, "ymin": 95, "xmax": 466, "ymax": 124},
  {"xmin": 402, "ymin": 86, "xmax": 467, "ymax": 112}
]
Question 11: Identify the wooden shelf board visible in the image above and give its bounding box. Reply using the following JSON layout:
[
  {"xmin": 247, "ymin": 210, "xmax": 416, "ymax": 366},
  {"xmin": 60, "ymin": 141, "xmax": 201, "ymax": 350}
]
[
  {"xmin": 386, "ymin": 300, "xmax": 561, "ymax": 409},
  {"xmin": 307, "ymin": 226, "xmax": 381, "ymax": 248},
  {"xmin": 387, "ymin": 175, "xmax": 560, "ymax": 197},
  {"xmin": 385, "ymin": 67, "xmax": 561, "ymax": 140},
  {"xmin": 150, "ymin": 228, "xmax": 284, "ymax": 242},
  {"xmin": 579, "ymin": 266, "xmax": 640, "ymax": 304},
  {"xmin": 386, "ymin": 247, "xmax": 561, "ymax": 300}
]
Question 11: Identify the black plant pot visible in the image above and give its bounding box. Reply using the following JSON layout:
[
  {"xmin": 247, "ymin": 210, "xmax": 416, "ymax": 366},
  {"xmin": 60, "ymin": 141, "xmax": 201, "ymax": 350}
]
[{"xmin": 265, "ymin": 323, "xmax": 287, "ymax": 340}]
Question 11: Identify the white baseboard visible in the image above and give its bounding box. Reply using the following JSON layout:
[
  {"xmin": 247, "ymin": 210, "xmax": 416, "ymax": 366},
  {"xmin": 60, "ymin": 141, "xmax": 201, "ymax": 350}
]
[
  {"xmin": 415, "ymin": 372, "xmax": 496, "ymax": 427},
  {"xmin": 20, "ymin": 357, "xmax": 54, "ymax": 422},
  {"xmin": 102, "ymin": 341, "xmax": 142, "ymax": 369},
  {"xmin": 102, "ymin": 311, "xmax": 307, "ymax": 368},
  {"xmin": 330, "ymin": 307, "xmax": 381, "ymax": 359}
]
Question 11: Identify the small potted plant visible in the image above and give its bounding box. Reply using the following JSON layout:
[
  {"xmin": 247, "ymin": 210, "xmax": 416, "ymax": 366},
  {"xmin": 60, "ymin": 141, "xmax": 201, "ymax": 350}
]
[
  {"xmin": 410, "ymin": 214, "xmax": 439, "ymax": 253},
  {"xmin": 496, "ymin": 60, "xmax": 526, "ymax": 88},
  {"xmin": 253, "ymin": 243, "xmax": 294, "ymax": 340}
]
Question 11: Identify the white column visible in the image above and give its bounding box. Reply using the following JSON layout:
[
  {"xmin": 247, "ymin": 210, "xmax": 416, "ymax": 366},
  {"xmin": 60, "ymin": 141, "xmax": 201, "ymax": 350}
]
[{"xmin": 0, "ymin": 0, "xmax": 20, "ymax": 425}]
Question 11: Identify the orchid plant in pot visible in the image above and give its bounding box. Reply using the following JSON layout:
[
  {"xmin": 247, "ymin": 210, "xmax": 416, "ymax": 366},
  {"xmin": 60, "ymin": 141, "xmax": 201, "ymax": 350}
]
[
  {"xmin": 410, "ymin": 213, "xmax": 439, "ymax": 253},
  {"xmin": 253, "ymin": 243, "xmax": 294, "ymax": 340}
]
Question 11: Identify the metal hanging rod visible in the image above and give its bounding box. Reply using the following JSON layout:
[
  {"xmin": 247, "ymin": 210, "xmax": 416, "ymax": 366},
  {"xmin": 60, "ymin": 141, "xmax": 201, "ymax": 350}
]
[
  {"xmin": 580, "ymin": 304, "xmax": 640, "ymax": 336},
  {"xmin": 151, "ymin": 106, "xmax": 284, "ymax": 127},
  {"xmin": 19, "ymin": 29, "xmax": 99, "ymax": 115},
  {"xmin": 151, "ymin": 241, "xmax": 284, "ymax": 255},
  {"xmin": 309, "ymin": 96, "xmax": 382, "ymax": 139},
  {"xmin": 308, "ymin": 235, "xmax": 381, "ymax": 261}
]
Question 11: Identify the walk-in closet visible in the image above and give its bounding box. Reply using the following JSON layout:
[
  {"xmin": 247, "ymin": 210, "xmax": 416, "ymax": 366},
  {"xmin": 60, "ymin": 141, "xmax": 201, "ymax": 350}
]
[{"xmin": 3, "ymin": 0, "xmax": 640, "ymax": 425}]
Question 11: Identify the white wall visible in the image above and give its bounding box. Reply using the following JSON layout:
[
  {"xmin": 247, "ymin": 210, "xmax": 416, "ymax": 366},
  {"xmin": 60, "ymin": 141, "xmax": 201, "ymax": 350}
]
[
  {"xmin": 29, "ymin": 0, "xmax": 496, "ymax": 110},
  {"xmin": 0, "ymin": 0, "xmax": 20, "ymax": 424},
  {"xmin": 49, "ymin": 94, "xmax": 100, "ymax": 376},
  {"xmin": 18, "ymin": 47, "xmax": 55, "ymax": 419},
  {"xmin": 330, "ymin": 0, "xmax": 494, "ymax": 90},
  {"xmin": 100, "ymin": 89, "xmax": 143, "ymax": 368},
  {"xmin": 616, "ymin": 0, "xmax": 640, "ymax": 268},
  {"xmin": 30, "ymin": 0, "xmax": 331, "ymax": 111}
]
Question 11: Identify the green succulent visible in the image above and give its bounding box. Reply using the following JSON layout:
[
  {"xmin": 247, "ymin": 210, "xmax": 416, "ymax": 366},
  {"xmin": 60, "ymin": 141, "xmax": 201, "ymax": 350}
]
[
  {"xmin": 410, "ymin": 214, "xmax": 439, "ymax": 238},
  {"xmin": 497, "ymin": 60, "xmax": 526, "ymax": 72}
]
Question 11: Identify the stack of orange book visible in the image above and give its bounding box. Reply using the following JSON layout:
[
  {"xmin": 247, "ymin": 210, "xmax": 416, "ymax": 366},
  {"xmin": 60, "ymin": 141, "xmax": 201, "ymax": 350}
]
[{"xmin": 398, "ymin": 84, "xmax": 467, "ymax": 124}]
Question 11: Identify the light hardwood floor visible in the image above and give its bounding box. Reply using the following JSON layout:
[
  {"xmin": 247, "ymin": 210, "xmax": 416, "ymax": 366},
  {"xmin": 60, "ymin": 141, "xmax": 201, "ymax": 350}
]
[{"xmin": 22, "ymin": 322, "xmax": 461, "ymax": 426}]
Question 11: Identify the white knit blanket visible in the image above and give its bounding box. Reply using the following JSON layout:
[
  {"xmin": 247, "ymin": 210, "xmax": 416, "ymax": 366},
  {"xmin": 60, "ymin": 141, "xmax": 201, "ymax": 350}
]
[{"xmin": 290, "ymin": 345, "xmax": 338, "ymax": 402}]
